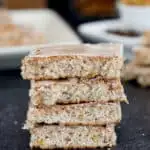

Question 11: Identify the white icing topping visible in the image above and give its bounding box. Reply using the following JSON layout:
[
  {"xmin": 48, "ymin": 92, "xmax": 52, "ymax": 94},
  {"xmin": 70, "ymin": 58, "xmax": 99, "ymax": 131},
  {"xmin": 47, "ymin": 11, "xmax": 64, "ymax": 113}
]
[{"xmin": 30, "ymin": 43, "xmax": 123, "ymax": 57}]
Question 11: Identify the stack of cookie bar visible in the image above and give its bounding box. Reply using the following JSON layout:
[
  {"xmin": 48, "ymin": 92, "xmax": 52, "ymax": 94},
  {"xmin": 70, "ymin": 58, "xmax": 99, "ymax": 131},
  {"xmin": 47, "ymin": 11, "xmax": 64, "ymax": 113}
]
[
  {"xmin": 21, "ymin": 44, "xmax": 127, "ymax": 149},
  {"xmin": 123, "ymin": 30, "xmax": 150, "ymax": 86},
  {"xmin": 123, "ymin": 47, "xmax": 150, "ymax": 87}
]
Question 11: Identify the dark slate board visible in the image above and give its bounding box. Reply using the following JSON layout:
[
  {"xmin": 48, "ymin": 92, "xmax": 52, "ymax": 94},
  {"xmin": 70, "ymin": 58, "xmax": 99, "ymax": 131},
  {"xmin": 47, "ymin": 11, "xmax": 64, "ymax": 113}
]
[{"xmin": 0, "ymin": 70, "xmax": 150, "ymax": 150}]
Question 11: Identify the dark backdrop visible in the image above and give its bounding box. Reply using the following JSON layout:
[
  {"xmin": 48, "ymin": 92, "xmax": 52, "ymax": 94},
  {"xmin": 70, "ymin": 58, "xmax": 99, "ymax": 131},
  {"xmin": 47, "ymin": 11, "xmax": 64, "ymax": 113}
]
[{"xmin": 47, "ymin": 0, "xmax": 119, "ymax": 29}]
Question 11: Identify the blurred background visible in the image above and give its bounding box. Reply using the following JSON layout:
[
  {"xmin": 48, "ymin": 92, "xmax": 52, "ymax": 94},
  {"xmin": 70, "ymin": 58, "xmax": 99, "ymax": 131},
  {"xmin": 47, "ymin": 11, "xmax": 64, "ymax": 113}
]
[
  {"xmin": 0, "ymin": 0, "xmax": 149, "ymax": 69},
  {"xmin": 4, "ymin": 0, "xmax": 118, "ymax": 28}
]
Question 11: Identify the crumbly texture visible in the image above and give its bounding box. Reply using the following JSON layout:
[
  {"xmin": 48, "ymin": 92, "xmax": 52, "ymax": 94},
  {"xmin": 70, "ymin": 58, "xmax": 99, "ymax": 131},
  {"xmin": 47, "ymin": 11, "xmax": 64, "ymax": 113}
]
[
  {"xmin": 26, "ymin": 102, "xmax": 121, "ymax": 127},
  {"xmin": 122, "ymin": 62, "xmax": 150, "ymax": 87},
  {"xmin": 134, "ymin": 47, "xmax": 150, "ymax": 65},
  {"xmin": 30, "ymin": 78, "xmax": 127, "ymax": 106},
  {"xmin": 0, "ymin": 23, "xmax": 46, "ymax": 47},
  {"xmin": 21, "ymin": 44, "xmax": 123, "ymax": 80},
  {"xmin": 30, "ymin": 125, "xmax": 116, "ymax": 149}
]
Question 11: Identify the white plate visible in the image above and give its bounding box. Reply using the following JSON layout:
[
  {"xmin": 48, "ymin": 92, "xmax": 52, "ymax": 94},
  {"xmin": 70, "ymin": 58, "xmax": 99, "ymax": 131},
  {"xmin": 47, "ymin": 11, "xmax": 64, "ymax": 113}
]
[
  {"xmin": 0, "ymin": 9, "xmax": 81, "ymax": 69},
  {"xmin": 78, "ymin": 20, "xmax": 143, "ymax": 60},
  {"xmin": 118, "ymin": 3, "xmax": 150, "ymax": 30}
]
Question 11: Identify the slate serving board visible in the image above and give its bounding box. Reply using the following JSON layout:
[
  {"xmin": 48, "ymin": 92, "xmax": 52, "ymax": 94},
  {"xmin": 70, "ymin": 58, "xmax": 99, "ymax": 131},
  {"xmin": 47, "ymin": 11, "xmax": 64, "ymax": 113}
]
[{"xmin": 0, "ymin": 70, "xmax": 150, "ymax": 150}]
